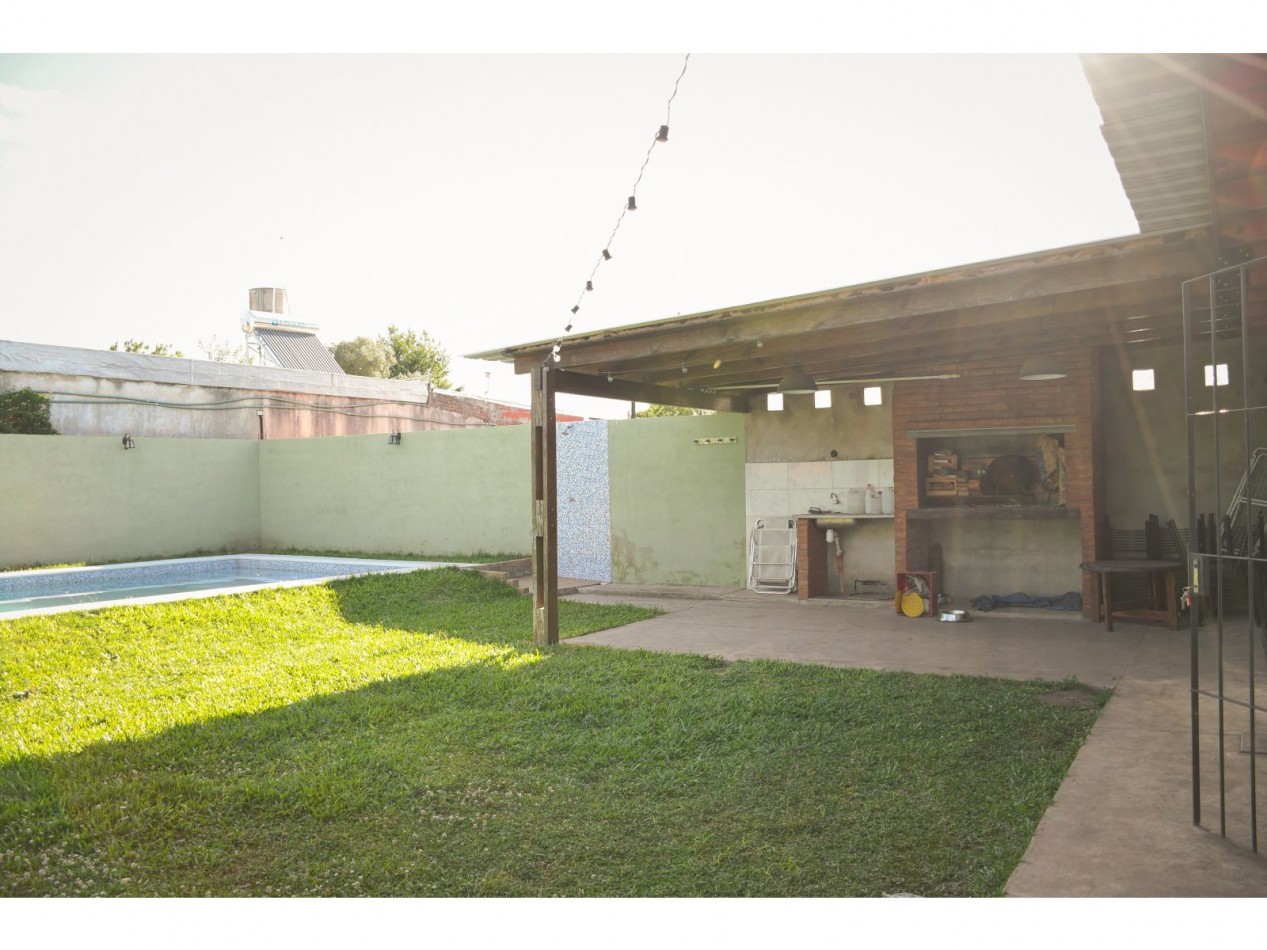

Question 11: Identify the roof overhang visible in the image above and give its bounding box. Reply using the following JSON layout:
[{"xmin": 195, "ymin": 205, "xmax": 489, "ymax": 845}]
[
  {"xmin": 469, "ymin": 228, "xmax": 1217, "ymax": 407},
  {"xmin": 1083, "ymin": 53, "xmax": 1267, "ymax": 259}
]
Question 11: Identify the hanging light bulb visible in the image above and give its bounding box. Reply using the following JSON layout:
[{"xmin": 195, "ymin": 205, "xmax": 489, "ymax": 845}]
[
  {"xmin": 571, "ymin": 305, "xmax": 579, "ymax": 314},
  {"xmin": 585, "ymin": 280, "xmax": 593, "ymax": 291},
  {"xmin": 564, "ymin": 323, "xmax": 573, "ymax": 333},
  {"xmin": 606, "ymin": 372, "xmax": 614, "ymax": 383},
  {"xmin": 627, "ymin": 196, "xmax": 637, "ymax": 211},
  {"xmin": 602, "ymin": 249, "xmax": 612, "ymax": 260},
  {"xmin": 657, "ymin": 125, "xmax": 669, "ymax": 142},
  {"xmin": 713, "ymin": 359, "xmax": 721, "ymax": 369}
]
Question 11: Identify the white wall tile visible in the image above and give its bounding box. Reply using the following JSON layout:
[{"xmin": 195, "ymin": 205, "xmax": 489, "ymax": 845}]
[
  {"xmin": 876, "ymin": 458, "xmax": 894, "ymax": 485},
  {"xmin": 787, "ymin": 461, "xmax": 832, "ymax": 490},
  {"xmin": 746, "ymin": 489, "xmax": 789, "ymax": 517},
  {"xmin": 745, "ymin": 462, "xmax": 788, "ymax": 490},
  {"xmin": 789, "ymin": 488, "xmax": 833, "ymax": 514},
  {"xmin": 832, "ymin": 459, "xmax": 880, "ymax": 487}
]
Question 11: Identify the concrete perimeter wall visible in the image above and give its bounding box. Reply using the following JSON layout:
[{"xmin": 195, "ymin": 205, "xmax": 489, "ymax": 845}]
[
  {"xmin": 258, "ymin": 427, "xmax": 531, "ymax": 557},
  {"xmin": 3, "ymin": 417, "xmax": 744, "ymax": 585},
  {"xmin": 0, "ymin": 434, "xmax": 261, "ymax": 568}
]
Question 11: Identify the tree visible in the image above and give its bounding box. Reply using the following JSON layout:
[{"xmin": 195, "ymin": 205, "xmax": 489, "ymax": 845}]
[
  {"xmin": 329, "ymin": 337, "xmax": 393, "ymax": 378},
  {"xmin": 327, "ymin": 326, "xmax": 453, "ymax": 388},
  {"xmin": 635, "ymin": 403, "xmax": 707, "ymax": 418},
  {"xmin": 0, "ymin": 388, "xmax": 58, "ymax": 435},
  {"xmin": 198, "ymin": 335, "xmax": 251, "ymax": 364},
  {"xmin": 110, "ymin": 339, "xmax": 184, "ymax": 358},
  {"xmin": 383, "ymin": 325, "xmax": 452, "ymax": 388}
]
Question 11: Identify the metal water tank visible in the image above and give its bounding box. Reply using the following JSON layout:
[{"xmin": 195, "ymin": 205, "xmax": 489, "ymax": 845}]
[{"xmin": 248, "ymin": 287, "xmax": 288, "ymax": 314}]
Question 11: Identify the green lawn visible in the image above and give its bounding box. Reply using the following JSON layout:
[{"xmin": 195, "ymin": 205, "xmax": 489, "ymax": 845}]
[{"xmin": 0, "ymin": 568, "xmax": 1104, "ymax": 897}]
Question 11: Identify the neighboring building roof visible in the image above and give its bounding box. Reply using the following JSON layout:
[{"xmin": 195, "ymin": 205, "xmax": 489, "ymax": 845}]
[
  {"xmin": 254, "ymin": 327, "xmax": 346, "ymax": 374},
  {"xmin": 1, "ymin": 340, "xmax": 589, "ymax": 430},
  {"xmin": 0, "ymin": 340, "xmax": 429, "ymax": 401}
]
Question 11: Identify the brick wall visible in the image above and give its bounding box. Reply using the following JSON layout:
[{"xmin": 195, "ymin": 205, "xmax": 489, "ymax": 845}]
[{"xmin": 891, "ymin": 349, "xmax": 1103, "ymax": 618}]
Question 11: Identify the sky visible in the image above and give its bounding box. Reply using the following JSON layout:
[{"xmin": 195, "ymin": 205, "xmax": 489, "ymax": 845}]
[{"xmin": 0, "ymin": 3, "xmax": 1235, "ymax": 422}]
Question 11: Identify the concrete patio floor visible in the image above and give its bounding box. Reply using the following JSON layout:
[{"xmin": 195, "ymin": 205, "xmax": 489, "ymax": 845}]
[{"xmin": 567, "ymin": 584, "xmax": 1267, "ymax": 897}]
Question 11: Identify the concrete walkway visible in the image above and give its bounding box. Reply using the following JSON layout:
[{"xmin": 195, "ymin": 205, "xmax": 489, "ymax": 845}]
[{"xmin": 568, "ymin": 585, "xmax": 1267, "ymax": 896}]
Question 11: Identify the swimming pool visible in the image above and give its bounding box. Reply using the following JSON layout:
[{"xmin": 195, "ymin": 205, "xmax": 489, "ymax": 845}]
[{"xmin": 0, "ymin": 554, "xmax": 472, "ymax": 619}]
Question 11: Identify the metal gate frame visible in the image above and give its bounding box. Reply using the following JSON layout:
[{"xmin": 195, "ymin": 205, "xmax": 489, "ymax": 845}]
[{"xmin": 1183, "ymin": 255, "xmax": 1266, "ymax": 854}]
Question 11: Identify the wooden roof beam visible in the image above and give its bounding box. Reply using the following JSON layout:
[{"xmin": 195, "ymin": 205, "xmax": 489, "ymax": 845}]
[
  {"xmin": 510, "ymin": 238, "xmax": 1213, "ymax": 374},
  {"xmin": 622, "ymin": 290, "xmax": 1189, "ymax": 385}
]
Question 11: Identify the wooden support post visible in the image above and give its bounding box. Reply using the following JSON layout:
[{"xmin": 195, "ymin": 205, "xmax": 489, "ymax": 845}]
[{"xmin": 530, "ymin": 365, "xmax": 559, "ymax": 646}]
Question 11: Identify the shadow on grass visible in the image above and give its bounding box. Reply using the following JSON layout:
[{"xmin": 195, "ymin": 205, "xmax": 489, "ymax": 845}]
[{"xmin": 1, "ymin": 570, "xmax": 1107, "ymax": 898}]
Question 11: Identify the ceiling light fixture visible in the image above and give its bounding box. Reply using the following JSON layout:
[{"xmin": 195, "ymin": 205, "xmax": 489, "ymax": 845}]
[
  {"xmin": 1018, "ymin": 356, "xmax": 1068, "ymax": 381},
  {"xmin": 776, "ymin": 367, "xmax": 818, "ymax": 394}
]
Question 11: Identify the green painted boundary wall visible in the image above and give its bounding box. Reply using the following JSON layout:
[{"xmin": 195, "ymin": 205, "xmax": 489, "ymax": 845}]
[
  {"xmin": 258, "ymin": 427, "xmax": 531, "ymax": 556},
  {"xmin": 1, "ymin": 417, "xmax": 748, "ymax": 586},
  {"xmin": 608, "ymin": 414, "xmax": 747, "ymax": 587},
  {"xmin": 1, "ymin": 434, "xmax": 261, "ymax": 569}
]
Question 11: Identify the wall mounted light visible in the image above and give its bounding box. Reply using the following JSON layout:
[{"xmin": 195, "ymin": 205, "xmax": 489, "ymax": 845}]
[
  {"xmin": 122, "ymin": 433, "xmax": 135, "ymax": 450},
  {"xmin": 388, "ymin": 430, "xmax": 402, "ymax": 445},
  {"xmin": 1019, "ymin": 356, "xmax": 1068, "ymax": 381}
]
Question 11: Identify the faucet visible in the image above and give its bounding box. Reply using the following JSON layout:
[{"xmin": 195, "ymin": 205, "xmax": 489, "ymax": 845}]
[{"xmin": 830, "ymin": 492, "xmax": 840, "ymax": 506}]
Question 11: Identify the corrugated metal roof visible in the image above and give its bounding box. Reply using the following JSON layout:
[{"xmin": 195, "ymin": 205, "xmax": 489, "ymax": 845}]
[
  {"xmin": 254, "ymin": 328, "xmax": 345, "ymax": 374},
  {"xmin": 1081, "ymin": 54, "xmax": 1213, "ymax": 234}
]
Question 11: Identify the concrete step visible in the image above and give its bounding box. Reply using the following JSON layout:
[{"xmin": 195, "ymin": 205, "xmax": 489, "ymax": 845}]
[
  {"xmin": 511, "ymin": 575, "xmax": 598, "ymax": 597},
  {"xmin": 477, "ymin": 557, "xmax": 533, "ymax": 578},
  {"xmin": 467, "ymin": 560, "xmax": 595, "ymax": 597}
]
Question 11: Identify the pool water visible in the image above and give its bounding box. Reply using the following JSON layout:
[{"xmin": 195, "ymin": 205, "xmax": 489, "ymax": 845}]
[{"xmin": 0, "ymin": 555, "xmax": 470, "ymax": 619}]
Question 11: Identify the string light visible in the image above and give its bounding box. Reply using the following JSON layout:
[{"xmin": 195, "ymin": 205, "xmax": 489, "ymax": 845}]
[{"xmin": 544, "ymin": 54, "xmax": 691, "ymax": 366}]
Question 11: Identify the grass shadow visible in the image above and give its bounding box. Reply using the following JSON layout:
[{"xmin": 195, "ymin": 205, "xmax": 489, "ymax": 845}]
[{"xmin": 2, "ymin": 570, "xmax": 1107, "ymax": 897}]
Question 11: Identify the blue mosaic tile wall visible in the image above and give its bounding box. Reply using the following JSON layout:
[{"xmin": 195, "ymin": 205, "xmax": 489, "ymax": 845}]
[{"xmin": 556, "ymin": 420, "xmax": 612, "ymax": 582}]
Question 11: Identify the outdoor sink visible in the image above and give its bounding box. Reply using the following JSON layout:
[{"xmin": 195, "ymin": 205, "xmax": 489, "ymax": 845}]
[
  {"xmin": 814, "ymin": 516, "xmax": 857, "ymax": 527},
  {"xmin": 799, "ymin": 511, "xmax": 858, "ymax": 527}
]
